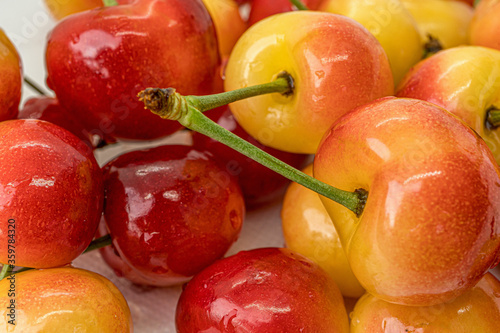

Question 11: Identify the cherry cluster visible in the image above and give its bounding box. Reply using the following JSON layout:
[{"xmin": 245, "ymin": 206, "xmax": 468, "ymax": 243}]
[{"xmin": 0, "ymin": 0, "xmax": 500, "ymax": 332}]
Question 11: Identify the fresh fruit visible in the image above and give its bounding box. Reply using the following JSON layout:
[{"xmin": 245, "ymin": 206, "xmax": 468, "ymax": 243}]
[
  {"xmin": 314, "ymin": 97, "xmax": 500, "ymax": 306},
  {"xmin": 46, "ymin": 0, "xmax": 220, "ymax": 141},
  {"xmin": 0, "ymin": 267, "xmax": 132, "ymax": 331},
  {"xmin": 0, "ymin": 119, "xmax": 103, "ymax": 268},
  {"xmin": 0, "ymin": 29, "xmax": 22, "ymax": 122},
  {"xmin": 402, "ymin": 0, "xmax": 473, "ymax": 50},
  {"xmin": 247, "ymin": 0, "xmax": 324, "ymax": 26},
  {"xmin": 225, "ymin": 10, "xmax": 394, "ymax": 154},
  {"xmin": 102, "ymin": 144, "xmax": 245, "ymax": 285},
  {"xmin": 350, "ymin": 273, "xmax": 500, "ymax": 332},
  {"xmin": 281, "ymin": 164, "xmax": 364, "ymax": 298},
  {"xmin": 319, "ymin": 0, "xmax": 422, "ymax": 85},
  {"xmin": 18, "ymin": 96, "xmax": 96, "ymax": 150},
  {"xmin": 201, "ymin": 0, "xmax": 246, "ymax": 59},
  {"xmin": 468, "ymin": 0, "xmax": 500, "ymax": 51},
  {"xmin": 176, "ymin": 248, "xmax": 349, "ymax": 332},
  {"xmin": 396, "ymin": 46, "xmax": 500, "ymax": 163},
  {"xmin": 44, "ymin": 0, "xmax": 104, "ymax": 20}
]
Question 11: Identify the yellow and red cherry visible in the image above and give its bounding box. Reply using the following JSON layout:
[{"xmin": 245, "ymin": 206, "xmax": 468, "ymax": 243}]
[
  {"xmin": 350, "ymin": 273, "xmax": 500, "ymax": 332},
  {"xmin": 225, "ymin": 11, "xmax": 394, "ymax": 154},
  {"xmin": 468, "ymin": 0, "xmax": 500, "ymax": 51},
  {"xmin": 281, "ymin": 164, "xmax": 364, "ymax": 298},
  {"xmin": 396, "ymin": 46, "xmax": 500, "ymax": 163},
  {"xmin": 314, "ymin": 97, "xmax": 500, "ymax": 306},
  {"xmin": 0, "ymin": 267, "xmax": 132, "ymax": 331},
  {"xmin": 102, "ymin": 145, "xmax": 245, "ymax": 286},
  {"xmin": 176, "ymin": 248, "xmax": 349, "ymax": 332}
]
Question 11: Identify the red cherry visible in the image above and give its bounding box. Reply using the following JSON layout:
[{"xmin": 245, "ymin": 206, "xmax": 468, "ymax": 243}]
[
  {"xmin": 176, "ymin": 247, "xmax": 349, "ymax": 332},
  {"xmin": 0, "ymin": 119, "xmax": 103, "ymax": 268},
  {"xmin": 102, "ymin": 144, "xmax": 245, "ymax": 286},
  {"xmin": 46, "ymin": 0, "xmax": 220, "ymax": 141},
  {"xmin": 19, "ymin": 96, "xmax": 97, "ymax": 150}
]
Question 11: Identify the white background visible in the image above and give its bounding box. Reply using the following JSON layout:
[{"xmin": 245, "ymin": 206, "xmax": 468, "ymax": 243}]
[{"xmin": 0, "ymin": 1, "xmax": 286, "ymax": 331}]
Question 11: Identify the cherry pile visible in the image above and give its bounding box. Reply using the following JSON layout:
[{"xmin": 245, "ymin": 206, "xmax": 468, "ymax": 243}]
[{"xmin": 1, "ymin": 0, "xmax": 500, "ymax": 332}]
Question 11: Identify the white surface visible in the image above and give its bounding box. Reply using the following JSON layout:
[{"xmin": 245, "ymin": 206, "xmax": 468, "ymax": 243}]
[{"xmin": 0, "ymin": 1, "xmax": 286, "ymax": 331}]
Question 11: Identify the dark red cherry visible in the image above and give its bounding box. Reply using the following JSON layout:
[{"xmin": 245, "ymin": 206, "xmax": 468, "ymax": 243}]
[{"xmin": 102, "ymin": 144, "xmax": 245, "ymax": 286}]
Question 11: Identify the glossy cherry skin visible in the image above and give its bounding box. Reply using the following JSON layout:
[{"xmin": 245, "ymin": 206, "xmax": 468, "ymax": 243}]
[
  {"xmin": 0, "ymin": 267, "xmax": 132, "ymax": 331},
  {"xmin": 102, "ymin": 144, "xmax": 245, "ymax": 286},
  {"xmin": 469, "ymin": 0, "xmax": 500, "ymax": 51},
  {"xmin": 225, "ymin": 11, "xmax": 394, "ymax": 154},
  {"xmin": 0, "ymin": 119, "xmax": 103, "ymax": 268},
  {"xmin": 396, "ymin": 46, "xmax": 500, "ymax": 163},
  {"xmin": 193, "ymin": 106, "xmax": 309, "ymax": 208},
  {"xmin": 44, "ymin": 0, "xmax": 104, "ymax": 20},
  {"xmin": 19, "ymin": 96, "xmax": 96, "ymax": 150},
  {"xmin": 281, "ymin": 164, "xmax": 364, "ymax": 298},
  {"xmin": 314, "ymin": 97, "xmax": 500, "ymax": 306},
  {"xmin": 0, "ymin": 29, "xmax": 22, "ymax": 122},
  {"xmin": 46, "ymin": 0, "xmax": 220, "ymax": 141},
  {"xmin": 176, "ymin": 248, "xmax": 349, "ymax": 333},
  {"xmin": 350, "ymin": 273, "xmax": 500, "ymax": 332},
  {"xmin": 248, "ymin": 0, "xmax": 324, "ymax": 26}
]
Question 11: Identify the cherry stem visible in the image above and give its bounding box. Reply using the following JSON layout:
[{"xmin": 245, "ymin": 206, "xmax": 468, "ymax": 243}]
[
  {"xmin": 289, "ymin": 0, "xmax": 309, "ymax": 10},
  {"xmin": 103, "ymin": 0, "xmax": 119, "ymax": 7},
  {"xmin": 487, "ymin": 107, "xmax": 500, "ymax": 128},
  {"xmin": 84, "ymin": 234, "xmax": 112, "ymax": 253},
  {"xmin": 423, "ymin": 34, "xmax": 443, "ymax": 59},
  {"xmin": 138, "ymin": 77, "xmax": 367, "ymax": 216},
  {"xmin": 0, "ymin": 234, "xmax": 113, "ymax": 280},
  {"xmin": 0, "ymin": 264, "xmax": 13, "ymax": 280},
  {"xmin": 24, "ymin": 76, "xmax": 47, "ymax": 96}
]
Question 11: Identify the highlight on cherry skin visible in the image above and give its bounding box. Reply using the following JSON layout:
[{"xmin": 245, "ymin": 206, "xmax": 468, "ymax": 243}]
[
  {"xmin": 0, "ymin": 267, "xmax": 133, "ymax": 332},
  {"xmin": 0, "ymin": 119, "xmax": 103, "ymax": 269},
  {"xmin": 101, "ymin": 144, "xmax": 245, "ymax": 286},
  {"xmin": 175, "ymin": 247, "xmax": 350, "ymax": 333}
]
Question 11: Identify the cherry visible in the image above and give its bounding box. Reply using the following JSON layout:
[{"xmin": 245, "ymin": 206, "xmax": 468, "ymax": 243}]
[
  {"xmin": 102, "ymin": 144, "xmax": 245, "ymax": 285},
  {"xmin": 0, "ymin": 119, "xmax": 103, "ymax": 268},
  {"xmin": 176, "ymin": 247, "xmax": 349, "ymax": 332},
  {"xmin": 19, "ymin": 96, "xmax": 97, "ymax": 150}
]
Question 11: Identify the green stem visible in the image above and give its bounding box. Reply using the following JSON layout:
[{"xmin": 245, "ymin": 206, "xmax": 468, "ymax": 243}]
[
  {"xmin": 423, "ymin": 34, "xmax": 443, "ymax": 59},
  {"xmin": 0, "ymin": 264, "xmax": 13, "ymax": 280},
  {"xmin": 103, "ymin": 0, "xmax": 119, "ymax": 7},
  {"xmin": 84, "ymin": 234, "xmax": 112, "ymax": 253},
  {"xmin": 138, "ymin": 83, "xmax": 367, "ymax": 216},
  {"xmin": 24, "ymin": 76, "xmax": 47, "ymax": 96},
  {"xmin": 486, "ymin": 107, "xmax": 500, "ymax": 128},
  {"xmin": 0, "ymin": 235, "xmax": 113, "ymax": 279},
  {"xmin": 187, "ymin": 72, "xmax": 294, "ymax": 112},
  {"xmin": 289, "ymin": 0, "xmax": 309, "ymax": 10}
]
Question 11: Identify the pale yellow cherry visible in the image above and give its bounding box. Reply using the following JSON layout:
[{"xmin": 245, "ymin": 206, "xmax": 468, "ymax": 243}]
[
  {"xmin": 281, "ymin": 164, "xmax": 365, "ymax": 298},
  {"xmin": 402, "ymin": 0, "xmax": 473, "ymax": 50}
]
